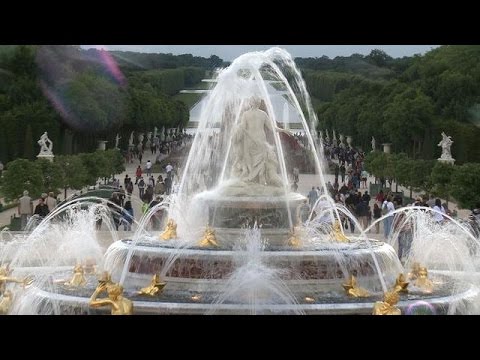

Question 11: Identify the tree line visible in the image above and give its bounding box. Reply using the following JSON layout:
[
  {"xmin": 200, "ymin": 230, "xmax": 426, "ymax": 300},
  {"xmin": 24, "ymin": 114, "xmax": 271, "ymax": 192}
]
[
  {"xmin": 297, "ymin": 46, "xmax": 480, "ymax": 164},
  {"xmin": 0, "ymin": 149, "xmax": 125, "ymax": 202},
  {"xmin": 364, "ymin": 151, "xmax": 480, "ymax": 210},
  {"xmin": 0, "ymin": 45, "xmax": 215, "ymax": 163}
]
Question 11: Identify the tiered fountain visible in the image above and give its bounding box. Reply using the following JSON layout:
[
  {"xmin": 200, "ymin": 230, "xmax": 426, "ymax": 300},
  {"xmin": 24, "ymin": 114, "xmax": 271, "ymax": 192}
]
[{"xmin": 3, "ymin": 48, "xmax": 480, "ymax": 315}]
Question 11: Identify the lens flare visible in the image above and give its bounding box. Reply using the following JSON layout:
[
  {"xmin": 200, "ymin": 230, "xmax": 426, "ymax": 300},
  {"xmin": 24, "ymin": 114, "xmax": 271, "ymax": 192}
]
[
  {"xmin": 97, "ymin": 47, "xmax": 126, "ymax": 87},
  {"xmin": 405, "ymin": 301, "xmax": 436, "ymax": 315},
  {"xmin": 36, "ymin": 45, "xmax": 126, "ymax": 132}
]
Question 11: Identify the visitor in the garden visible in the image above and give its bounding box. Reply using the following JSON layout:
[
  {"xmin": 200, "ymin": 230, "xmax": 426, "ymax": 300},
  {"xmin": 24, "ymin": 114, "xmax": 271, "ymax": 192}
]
[{"xmin": 18, "ymin": 190, "xmax": 33, "ymax": 230}]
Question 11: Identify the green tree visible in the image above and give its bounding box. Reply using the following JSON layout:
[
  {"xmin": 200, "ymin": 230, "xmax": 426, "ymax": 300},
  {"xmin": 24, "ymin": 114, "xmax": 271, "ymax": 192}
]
[
  {"xmin": 62, "ymin": 72, "xmax": 126, "ymax": 133},
  {"xmin": 8, "ymin": 45, "xmax": 36, "ymax": 77},
  {"xmin": 364, "ymin": 151, "xmax": 389, "ymax": 181},
  {"xmin": 24, "ymin": 124, "xmax": 34, "ymax": 160},
  {"xmin": 450, "ymin": 163, "xmax": 480, "ymax": 209},
  {"xmin": 36, "ymin": 159, "xmax": 64, "ymax": 194},
  {"xmin": 391, "ymin": 153, "xmax": 411, "ymax": 192},
  {"xmin": 79, "ymin": 152, "xmax": 108, "ymax": 186},
  {"xmin": 408, "ymin": 159, "xmax": 435, "ymax": 195},
  {"xmin": 104, "ymin": 149, "xmax": 125, "ymax": 179},
  {"xmin": 0, "ymin": 159, "xmax": 43, "ymax": 201},
  {"xmin": 430, "ymin": 162, "xmax": 456, "ymax": 205},
  {"xmin": 56, "ymin": 155, "xmax": 89, "ymax": 200},
  {"xmin": 383, "ymin": 88, "xmax": 434, "ymax": 157},
  {"xmin": 366, "ymin": 49, "xmax": 393, "ymax": 68}
]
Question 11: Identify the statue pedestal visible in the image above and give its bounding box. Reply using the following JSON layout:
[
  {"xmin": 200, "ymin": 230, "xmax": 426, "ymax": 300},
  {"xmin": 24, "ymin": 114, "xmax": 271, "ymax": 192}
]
[
  {"xmin": 97, "ymin": 141, "xmax": 108, "ymax": 151},
  {"xmin": 438, "ymin": 158, "xmax": 455, "ymax": 165},
  {"xmin": 382, "ymin": 143, "xmax": 392, "ymax": 154},
  {"xmin": 37, "ymin": 154, "xmax": 54, "ymax": 162}
]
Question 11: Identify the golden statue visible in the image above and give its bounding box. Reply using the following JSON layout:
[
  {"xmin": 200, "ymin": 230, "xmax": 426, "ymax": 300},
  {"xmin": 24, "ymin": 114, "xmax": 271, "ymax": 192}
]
[
  {"xmin": 408, "ymin": 262, "xmax": 421, "ymax": 280},
  {"xmin": 342, "ymin": 275, "xmax": 370, "ymax": 297},
  {"xmin": 414, "ymin": 267, "xmax": 434, "ymax": 293},
  {"xmin": 138, "ymin": 274, "xmax": 166, "ymax": 296},
  {"xmin": 198, "ymin": 226, "xmax": 219, "ymax": 247},
  {"xmin": 89, "ymin": 281, "xmax": 133, "ymax": 315},
  {"xmin": 0, "ymin": 290, "xmax": 14, "ymax": 315},
  {"xmin": 393, "ymin": 273, "xmax": 409, "ymax": 294},
  {"xmin": 287, "ymin": 227, "xmax": 301, "ymax": 247},
  {"xmin": 331, "ymin": 220, "xmax": 349, "ymax": 243},
  {"xmin": 0, "ymin": 264, "xmax": 33, "ymax": 294},
  {"xmin": 160, "ymin": 219, "xmax": 177, "ymax": 240},
  {"xmin": 372, "ymin": 290, "xmax": 402, "ymax": 315},
  {"xmin": 64, "ymin": 264, "xmax": 87, "ymax": 287}
]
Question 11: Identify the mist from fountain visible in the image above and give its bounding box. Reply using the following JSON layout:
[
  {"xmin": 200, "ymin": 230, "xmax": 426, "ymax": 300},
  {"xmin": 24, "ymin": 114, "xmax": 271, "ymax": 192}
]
[
  {"xmin": 6, "ymin": 196, "xmax": 139, "ymax": 314},
  {"xmin": 207, "ymin": 225, "xmax": 303, "ymax": 315}
]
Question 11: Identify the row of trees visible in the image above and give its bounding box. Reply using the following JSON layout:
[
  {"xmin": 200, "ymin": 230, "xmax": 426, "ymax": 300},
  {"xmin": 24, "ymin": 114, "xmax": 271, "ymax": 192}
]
[
  {"xmin": 0, "ymin": 149, "xmax": 125, "ymax": 202},
  {"xmin": 0, "ymin": 45, "xmax": 213, "ymax": 163},
  {"xmin": 106, "ymin": 50, "xmax": 224, "ymax": 71},
  {"xmin": 364, "ymin": 151, "xmax": 480, "ymax": 209},
  {"xmin": 299, "ymin": 46, "xmax": 480, "ymax": 163}
]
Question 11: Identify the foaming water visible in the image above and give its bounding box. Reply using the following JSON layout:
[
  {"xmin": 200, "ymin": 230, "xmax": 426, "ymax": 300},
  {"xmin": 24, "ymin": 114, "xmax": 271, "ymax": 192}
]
[
  {"xmin": 208, "ymin": 226, "xmax": 302, "ymax": 315},
  {"xmin": 7, "ymin": 197, "xmax": 137, "ymax": 314}
]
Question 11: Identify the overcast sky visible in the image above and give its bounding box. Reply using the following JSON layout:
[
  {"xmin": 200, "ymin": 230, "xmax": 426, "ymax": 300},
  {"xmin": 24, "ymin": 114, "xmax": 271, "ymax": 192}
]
[{"xmin": 81, "ymin": 45, "xmax": 439, "ymax": 61}]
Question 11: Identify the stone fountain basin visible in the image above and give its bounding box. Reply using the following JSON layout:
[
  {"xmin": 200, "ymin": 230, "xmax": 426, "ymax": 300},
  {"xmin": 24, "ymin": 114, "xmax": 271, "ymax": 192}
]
[
  {"xmin": 23, "ymin": 269, "xmax": 480, "ymax": 315},
  {"xmin": 103, "ymin": 238, "xmax": 400, "ymax": 286}
]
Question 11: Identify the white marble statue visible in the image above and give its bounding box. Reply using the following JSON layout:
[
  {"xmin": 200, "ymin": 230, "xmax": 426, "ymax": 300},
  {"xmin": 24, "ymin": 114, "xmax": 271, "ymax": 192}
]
[
  {"xmin": 371, "ymin": 136, "xmax": 376, "ymax": 152},
  {"xmin": 339, "ymin": 133, "xmax": 345, "ymax": 148},
  {"xmin": 325, "ymin": 129, "xmax": 330, "ymax": 142},
  {"xmin": 146, "ymin": 132, "xmax": 153, "ymax": 148},
  {"xmin": 438, "ymin": 132, "xmax": 454, "ymax": 160},
  {"xmin": 346, "ymin": 135, "xmax": 352, "ymax": 148},
  {"xmin": 129, "ymin": 132, "xmax": 134, "ymax": 147},
  {"xmin": 231, "ymin": 97, "xmax": 288, "ymax": 187},
  {"xmin": 153, "ymin": 127, "xmax": 158, "ymax": 139},
  {"xmin": 160, "ymin": 127, "xmax": 165, "ymax": 141},
  {"xmin": 332, "ymin": 129, "xmax": 337, "ymax": 144},
  {"xmin": 138, "ymin": 133, "xmax": 144, "ymax": 144},
  {"xmin": 114, "ymin": 133, "xmax": 121, "ymax": 149},
  {"xmin": 37, "ymin": 131, "xmax": 53, "ymax": 155}
]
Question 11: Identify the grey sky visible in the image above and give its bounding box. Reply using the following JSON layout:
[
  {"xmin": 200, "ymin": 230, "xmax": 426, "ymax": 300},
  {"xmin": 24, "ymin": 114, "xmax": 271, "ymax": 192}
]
[{"xmin": 82, "ymin": 45, "xmax": 439, "ymax": 61}]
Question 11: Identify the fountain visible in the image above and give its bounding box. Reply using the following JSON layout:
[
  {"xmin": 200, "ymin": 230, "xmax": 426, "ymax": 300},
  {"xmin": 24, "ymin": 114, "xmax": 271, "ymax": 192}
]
[{"xmin": 2, "ymin": 48, "xmax": 480, "ymax": 315}]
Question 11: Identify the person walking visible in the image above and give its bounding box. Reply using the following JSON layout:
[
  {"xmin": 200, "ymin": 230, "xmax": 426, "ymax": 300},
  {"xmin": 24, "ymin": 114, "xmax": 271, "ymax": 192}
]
[
  {"xmin": 46, "ymin": 192, "xmax": 57, "ymax": 212},
  {"xmin": 34, "ymin": 197, "xmax": 50, "ymax": 217},
  {"xmin": 18, "ymin": 190, "xmax": 33, "ymax": 230},
  {"xmin": 138, "ymin": 177, "xmax": 146, "ymax": 200},
  {"xmin": 146, "ymin": 160, "xmax": 152, "ymax": 177}
]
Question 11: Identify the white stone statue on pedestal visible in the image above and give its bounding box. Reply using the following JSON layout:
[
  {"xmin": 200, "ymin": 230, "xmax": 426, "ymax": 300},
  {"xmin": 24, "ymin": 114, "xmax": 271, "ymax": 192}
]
[
  {"xmin": 138, "ymin": 133, "xmax": 144, "ymax": 144},
  {"xmin": 371, "ymin": 136, "xmax": 376, "ymax": 152},
  {"xmin": 332, "ymin": 129, "xmax": 337, "ymax": 144},
  {"xmin": 325, "ymin": 129, "xmax": 330, "ymax": 142},
  {"xmin": 438, "ymin": 132, "xmax": 454, "ymax": 162},
  {"xmin": 339, "ymin": 133, "xmax": 345, "ymax": 148},
  {"xmin": 37, "ymin": 132, "xmax": 53, "ymax": 155},
  {"xmin": 114, "ymin": 133, "xmax": 121, "ymax": 149},
  {"xmin": 129, "ymin": 132, "xmax": 134, "ymax": 147},
  {"xmin": 160, "ymin": 127, "xmax": 165, "ymax": 141}
]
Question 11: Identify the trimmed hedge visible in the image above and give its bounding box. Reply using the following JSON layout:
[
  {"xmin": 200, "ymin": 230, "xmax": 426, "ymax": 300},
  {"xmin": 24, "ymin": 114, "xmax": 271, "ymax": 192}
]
[{"xmin": 0, "ymin": 202, "xmax": 18, "ymax": 213}]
